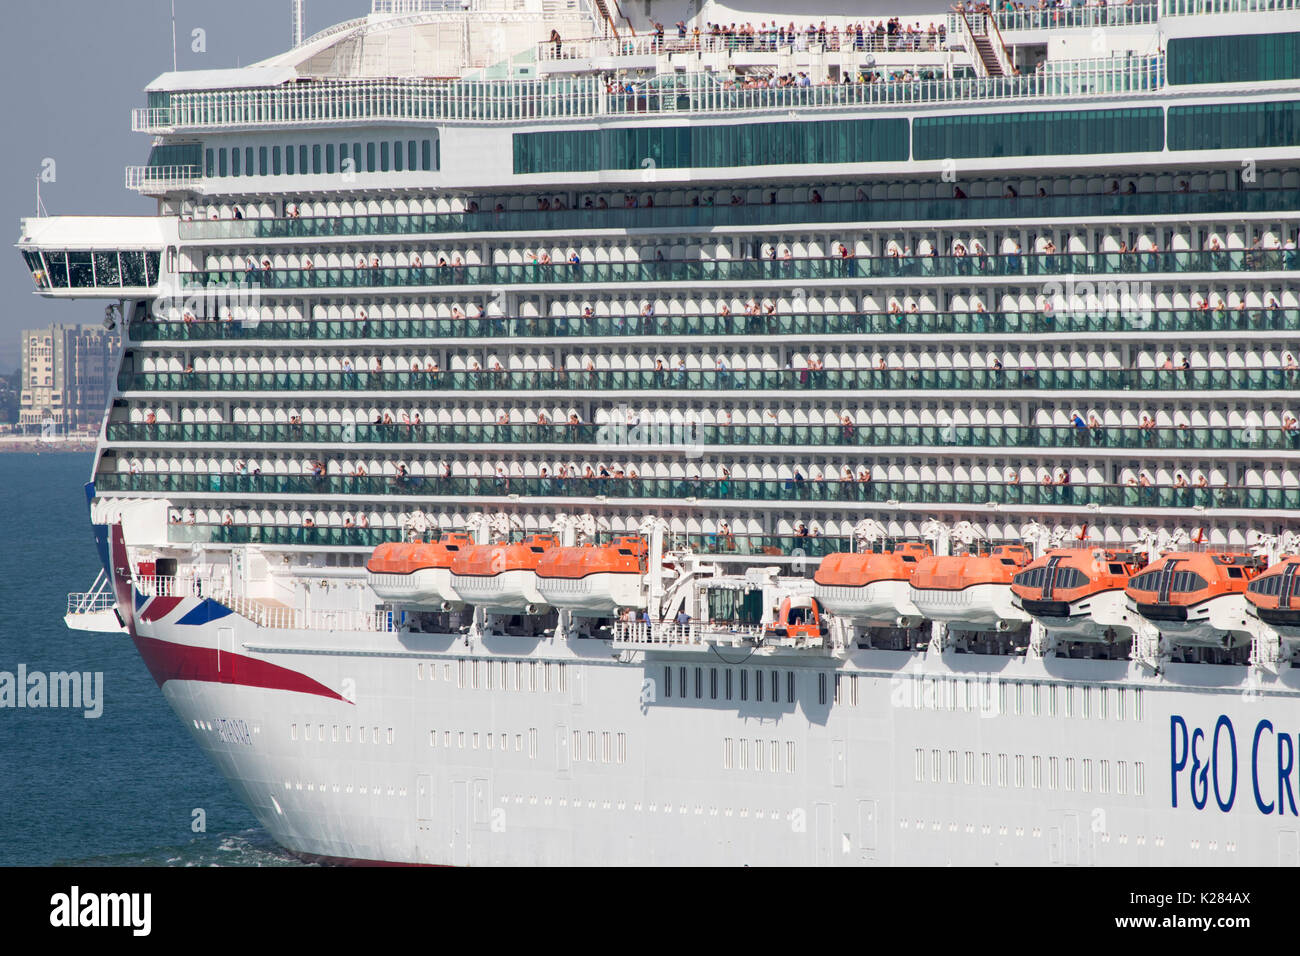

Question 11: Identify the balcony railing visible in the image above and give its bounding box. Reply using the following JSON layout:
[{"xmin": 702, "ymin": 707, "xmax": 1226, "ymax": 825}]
[
  {"xmin": 115, "ymin": 365, "xmax": 1300, "ymax": 396},
  {"xmin": 161, "ymin": 523, "xmax": 854, "ymax": 555},
  {"xmin": 176, "ymin": 185, "xmax": 1300, "ymax": 243},
  {"xmin": 133, "ymin": 57, "xmax": 1165, "ymax": 132},
  {"xmin": 125, "ymin": 164, "xmax": 202, "ymax": 193},
  {"xmin": 1161, "ymin": 0, "xmax": 1300, "ymax": 14},
  {"xmin": 178, "ymin": 248, "xmax": 1300, "ymax": 294},
  {"xmin": 138, "ymin": 573, "xmax": 395, "ymax": 631},
  {"xmin": 104, "ymin": 421, "xmax": 1300, "ymax": 454},
  {"xmin": 98, "ymin": 472, "xmax": 1300, "ymax": 511},
  {"xmin": 127, "ymin": 307, "xmax": 1300, "ymax": 344},
  {"xmin": 949, "ymin": 2, "xmax": 1160, "ymax": 35},
  {"xmin": 539, "ymin": 29, "xmax": 949, "ymax": 62}
]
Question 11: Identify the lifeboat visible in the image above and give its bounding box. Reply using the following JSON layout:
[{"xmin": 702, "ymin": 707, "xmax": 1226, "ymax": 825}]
[
  {"xmin": 813, "ymin": 542, "xmax": 931, "ymax": 627},
  {"xmin": 535, "ymin": 536, "xmax": 648, "ymax": 616},
  {"xmin": 1124, "ymin": 551, "xmax": 1264, "ymax": 646},
  {"xmin": 1011, "ymin": 547, "xmax": 1146, "ymax": 642},
  {"xmin": 449, "ymin": 534, "xmax": 558, "ymax": 614},
  {"xmin": 1244, "ymin": 555, "xmax": 1300, "ymax": 639},
  {"xmin": 908, "ymin": 545, "xmax": 1032, "ymax": 630},
  {"xmin": 764, "ymin": 595, "xmax": 828, "ymax": 646},
  {"xmin": 366, "ymin": 533, "xmax": 473, "ymax": 608}
]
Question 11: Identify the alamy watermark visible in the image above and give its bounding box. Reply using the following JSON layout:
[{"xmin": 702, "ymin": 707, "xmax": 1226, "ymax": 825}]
[
  {"xmin": 596, "ymin": 405, "xmax": 704, "ymax": 458},
  {"xmin": 0, "ymin": 665, "xmax": 103, "ymax": 718}
]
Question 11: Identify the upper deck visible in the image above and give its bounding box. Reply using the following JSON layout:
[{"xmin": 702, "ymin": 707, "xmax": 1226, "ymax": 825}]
[{"xmin": 126, "ymin": 0, "xmax": 1300, "ymax": 136}]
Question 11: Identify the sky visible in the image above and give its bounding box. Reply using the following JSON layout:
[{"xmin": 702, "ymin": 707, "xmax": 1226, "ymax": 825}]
[{"xmin": 0, "ymin": 0, "xmax": 364, "ymax": 371}]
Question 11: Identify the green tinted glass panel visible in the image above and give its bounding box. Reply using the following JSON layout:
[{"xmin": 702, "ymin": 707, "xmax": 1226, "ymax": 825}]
[
  {"xmin": 913, "ymin": 107, "xmax": 1163, "ymax": 159},
  {"xmin": 1169, "ymin": 33, "xmax": 1300, "ymax": 85},
  {"xmin": 513, "ymin": 118, "xmax": 908, "ymax": 173},
  {"xmin": 1169, "ymin": 99, "xmax": 1300, "ymax": 150}
]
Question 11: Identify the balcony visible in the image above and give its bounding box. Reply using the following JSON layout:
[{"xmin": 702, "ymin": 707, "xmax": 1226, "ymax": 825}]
[
  {"xmin": 176, "ymin": 184, "xmax": 1300, "ymax": 243},
  {"xmin": 113, "ymin": 364, "xmax": 1300, "ymax": 396},
  {"xmin": 96, "ymin": 471, "xmax": 1300, "ymax": 512},
  {"xmin": 103, "ymin": 421, "xmax": 1300, "ymax": 455},
  {"xmin": 126, "ymin": 307, "xmax": 1300, "ymax": 344},
  {"xmin": 133, "ymin": 57, "xmax": 1166, "ymax": 133},
  {"xmin": 178, "ymin": 248, "xmax": 1300, "ymax": 294},
  {"xmin": 125, "ymin": 164, "xmax": 202, "ymax": 194}
]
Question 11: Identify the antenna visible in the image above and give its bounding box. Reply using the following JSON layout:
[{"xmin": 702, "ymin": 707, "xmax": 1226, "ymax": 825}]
[
  {"xmin": 291, "ymin": 0, "xmax": 305, "ymax": 47},
  {"xmin": 171, "ymin": 0, "xmax": 177, "ymax": 71},
  {"xmin": 35, "ymin": 175, "xmax": 47, "ymax": 218}
]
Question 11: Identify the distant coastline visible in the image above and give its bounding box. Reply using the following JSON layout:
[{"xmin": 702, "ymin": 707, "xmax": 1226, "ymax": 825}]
[{"xmin": 0, "ymin": 435, "xmax": 95, "ymax": 453}]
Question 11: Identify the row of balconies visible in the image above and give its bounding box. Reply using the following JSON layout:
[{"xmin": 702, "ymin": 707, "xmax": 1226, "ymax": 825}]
[
  {"xmin": 176, "ymin": 171, "xmax": 1300, "ymax": 242},
  {"xmin": 131, "ymin": 304, "xmax": 1300, "ymax": 343},
  {"xmin": 102, "ymin": 420, "xmax": 1300, "ymax": 456},
  {"xmin": 179, "ymin": 248, "xmax": 1300, "ymax": 293},
  {"xmin": 94, "ymin": 468, "xmax": 1300, "ymax": 512}
]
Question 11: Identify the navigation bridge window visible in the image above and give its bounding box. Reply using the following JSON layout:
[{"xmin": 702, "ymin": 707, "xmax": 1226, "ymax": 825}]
[{"xmin": 23, "ymin": 249, "xmax": 160, "ymax": 290}]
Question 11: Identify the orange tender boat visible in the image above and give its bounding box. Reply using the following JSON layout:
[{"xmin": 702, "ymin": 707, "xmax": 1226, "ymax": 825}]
[
  {"xmin": 908, "ymin": 544, "xmax": 1032, "ymax": 630},
  {"xmin": 535, "ymin": 536, "xmax": 648, "ymax": 615},
  {"xmin": 366, "ymin": 532, "xmax": 474, "ymax": 607},
  {"xmin": 449, "ymin": 534, "xmax": 558, "ymax": 613},
  {"xmin": 1245, "ymin": 554, "xmax": 1300, "ymax": 638},
  {"xmin": 813, "ymin": 543, "xmax": 931, "ymax": 627},
  {"xmin": 1124, "ymin": 550, "xmax": 1264, "ymax": 646},
  {"xmin": 1011, "ymin": 547, "xmax": 1146, "ymax": 642}
]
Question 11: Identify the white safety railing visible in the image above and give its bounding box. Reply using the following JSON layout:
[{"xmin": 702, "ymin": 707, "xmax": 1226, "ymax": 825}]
[
  {"xmin": 67, "ymin": 570, "xmax": 118, "ymax": 616},
  {"xmin": 539, "ymin": 29, "xmax": 949, "ymax": 62},
  {"xmin": 136, "ymin": 575, "xmax": 395, "ymax": 632},
  {"xmin": 131, "ymin": 55, "xmax": 1167, "ymax": 133},
  {"xmin": 125, "ymin": 164, "xmax": 202, "ymax": 193},
  {"xmin": 949, "ymin": 2, "xmax": 1160, "ymax": 34},
  {"xmin": 612, "ymin": 621, "xmax": 764, "ymax": 647},
  {"xmin": 1161, "ymin": 0, "xmax": 1300, "ymax": 13}
]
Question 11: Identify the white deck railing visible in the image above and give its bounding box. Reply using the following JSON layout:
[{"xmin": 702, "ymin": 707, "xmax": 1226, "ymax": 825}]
[
  {"xmin": 135, "ymin": 574, "xmax": 395, "ymax": 632},
  {"xmin": 612, "ymin": 621, "xmax": 764, "ymax": 647},
  {"xmin": 129, "ymin": 54, "xmax": 1167, "ymax": 134},
  {"xmin": 125, "ymin": 164, "xmax": 202, "ymax": 193}
]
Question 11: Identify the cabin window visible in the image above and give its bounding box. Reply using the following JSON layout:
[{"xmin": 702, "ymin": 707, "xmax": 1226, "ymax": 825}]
[{"xmin": 817, "ymin": 673, "xmax": 826, "ymax": 706}]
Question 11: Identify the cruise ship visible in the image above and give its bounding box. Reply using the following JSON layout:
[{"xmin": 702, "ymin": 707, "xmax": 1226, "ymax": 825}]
[{"xmin": 23, "ymin": 0, "xmax": 1300, "ymax": 865}]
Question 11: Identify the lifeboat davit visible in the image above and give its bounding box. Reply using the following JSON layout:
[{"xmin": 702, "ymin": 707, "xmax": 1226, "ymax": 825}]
[
  {"xmin": 366, "ymin": 533, "xmax": 474, "ymax": 608},
  {"xmin": 449, "ymin": 534, "xmax": 558, "ymax": 614},
  {"xmin": 813, "ymin": 542, "xmax": 931, "ymax": 627},
  {"xmin": 535, "ymin": 536, "xmax": 648, "ymax": 616},
  {"xmin": 908, "ymin": 545, "xmax": 1032, "ymax": 630},
  {"xmin": 1244, "ymin": 555, "xmax": 1300, "ymax": 639},
  {"xmin": 1124, "ymin": 551, "xmax": 1265, "ymax": 646},
  {"xmin": 1011, "ymin": 547, "xmax": 1146, "ymax": 642}
]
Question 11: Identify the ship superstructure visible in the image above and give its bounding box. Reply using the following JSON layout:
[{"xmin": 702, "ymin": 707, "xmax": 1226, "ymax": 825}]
[{"xmin": 21, "ymin": 0, "xmax": 1300, "ymax": 865}]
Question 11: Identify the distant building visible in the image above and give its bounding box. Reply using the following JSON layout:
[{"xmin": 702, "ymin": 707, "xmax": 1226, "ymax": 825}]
[{"xmin": 18, "ymin": 324, "xmax": 120, "ymax": 433}]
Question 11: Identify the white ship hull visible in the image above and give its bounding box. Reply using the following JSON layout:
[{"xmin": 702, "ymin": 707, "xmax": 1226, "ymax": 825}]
[
  {"xmin": 535, "ymin": 572, "xmax": 644, "ymax": 616},
  {"xmin": 136, "ymin": 600, "xmax": 1300, "ymax": 866}
]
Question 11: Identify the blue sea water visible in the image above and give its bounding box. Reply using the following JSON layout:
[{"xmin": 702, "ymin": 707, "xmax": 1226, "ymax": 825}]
[{"xmin": 0, "ymin": 453, "xmax": 302, "ymax": 866}]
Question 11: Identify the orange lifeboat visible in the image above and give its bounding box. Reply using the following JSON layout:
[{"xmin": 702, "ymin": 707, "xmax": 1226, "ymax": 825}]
[
  {"xmin": 908, "ymin": 545, "xmax": 1032, "ymax": 630},
  {"xmin": 366, "ymin": 533, "xmax": 473, "ymax": 607},
  {"xmin": 449, "ymin": 534, "xmax": 558, "ymax": 614},
  {"xmin": 535, "ymin": 536, "xmax": 647, "ymax": 615},
  {"xmin": 764, "ymin": 595, "xmax": 828, "ymax": 646},
  {"xmin": 1011, "ymin": 547, "xmax": 1146, "ymax": 642},
  {"xmin": 1124, "ymin": 550, "xmax": 1264, "ymax": 646},
  {"xmin": 1244, "ymin": 555, "xmax": 1300, "ymax": 638},
  {"xmin": 813, "ymin": 542, "xmax": 931, "ymax": 627}
]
